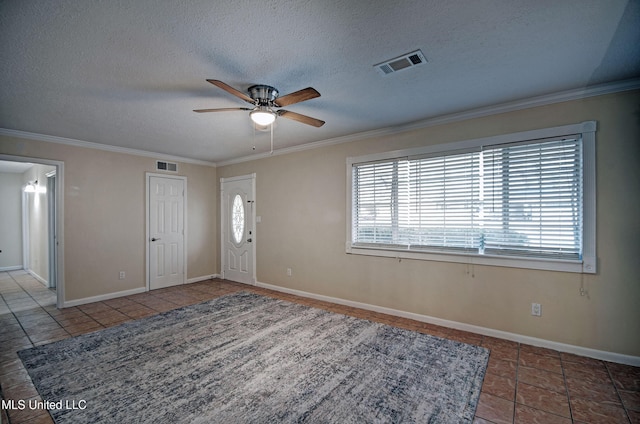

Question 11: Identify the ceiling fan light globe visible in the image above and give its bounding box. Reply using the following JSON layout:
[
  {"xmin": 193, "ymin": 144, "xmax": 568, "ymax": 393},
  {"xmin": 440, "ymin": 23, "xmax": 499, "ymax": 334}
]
[{"xmin": 250, "ymin": 109, "xmax": 276, "ymax": 126}]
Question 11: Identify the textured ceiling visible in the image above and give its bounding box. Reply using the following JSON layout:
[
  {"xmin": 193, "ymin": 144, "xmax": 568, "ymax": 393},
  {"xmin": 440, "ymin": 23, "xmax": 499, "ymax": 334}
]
[{"xmin": 1, "ymin": 0, "xmax": 639, "ymax": 163}]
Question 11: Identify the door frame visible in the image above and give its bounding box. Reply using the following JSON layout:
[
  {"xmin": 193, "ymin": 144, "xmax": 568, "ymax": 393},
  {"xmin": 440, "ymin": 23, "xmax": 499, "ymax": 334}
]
[
  {"xmin": 46, "ymin": 170, "xmax": 57, "ymax": 289},
  {"xmin": 1, "ymin": 153, "xmax": 65, "ymax": 308},
  {"xmin": 145, "ymin": 172, "xmax": 188, "ymax": 291},
  {"xmin": 220, "ymin": 173, "xmax": 256, "ymax": 285}
]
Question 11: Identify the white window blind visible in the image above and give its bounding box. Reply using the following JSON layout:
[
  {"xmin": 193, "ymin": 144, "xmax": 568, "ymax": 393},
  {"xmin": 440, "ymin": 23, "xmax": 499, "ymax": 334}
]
[
  {"xmin": 405, "ymin": 151, "xmax": 480, "ymax": 251},
  {"xmin": 352, "ymin": 161, "xmax": 399, "ymax": 246},
  {"xmin": 481, "ymin": 138, "xmax": 582, "ymax": 260},
  {"xmin": 351, "ymin": 137, "xmax": 584, "ymax": 262}
]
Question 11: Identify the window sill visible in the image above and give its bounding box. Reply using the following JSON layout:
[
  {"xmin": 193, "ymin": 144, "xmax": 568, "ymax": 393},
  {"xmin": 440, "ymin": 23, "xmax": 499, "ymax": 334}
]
[{"xmin": 346, "ymin": 245, "xmax": 596, "ymax": 274}]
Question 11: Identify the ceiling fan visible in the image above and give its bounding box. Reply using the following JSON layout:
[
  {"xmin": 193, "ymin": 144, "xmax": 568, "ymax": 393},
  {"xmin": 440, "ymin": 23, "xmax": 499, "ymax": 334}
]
[{"xmin": 194, "ymin": 79, "xmax": 325, "ymax": 127}]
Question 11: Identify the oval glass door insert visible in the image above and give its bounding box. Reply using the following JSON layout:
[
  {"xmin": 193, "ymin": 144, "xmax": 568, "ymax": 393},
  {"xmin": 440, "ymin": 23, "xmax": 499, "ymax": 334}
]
[{"xmin": 232, "ymin": 194, "xmax": 245, "ymax": 244}]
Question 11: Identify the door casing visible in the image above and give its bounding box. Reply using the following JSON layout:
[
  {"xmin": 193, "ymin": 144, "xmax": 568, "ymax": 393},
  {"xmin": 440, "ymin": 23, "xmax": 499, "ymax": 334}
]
[{"xmin": 0, "ymin": 153, "xmax": 65, "ymax": 308}]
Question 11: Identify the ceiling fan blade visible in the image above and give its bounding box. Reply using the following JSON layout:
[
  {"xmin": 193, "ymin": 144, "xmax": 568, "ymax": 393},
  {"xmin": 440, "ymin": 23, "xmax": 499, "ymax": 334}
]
[
  {"xmin": 193, "ymin": 107, "xmax": 251, "ymax": 113},
  {"xmin": 273, "ymin": 87, "xmax": 320, "ymax": 107},
  {"xmin": 206, "ymin": 79, "xmax": 255, "ymax": 104},
  {"xmin": 277, "ymin": 110, "xmax": 325, "ymax": 127}
]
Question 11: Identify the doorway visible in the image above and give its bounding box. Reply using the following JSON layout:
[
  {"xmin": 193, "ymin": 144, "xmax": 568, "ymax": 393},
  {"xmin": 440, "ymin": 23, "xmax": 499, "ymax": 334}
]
[
  {"xmin": 220, "ymin": 174, "xmax": 256, "ymax": 285},
  {"xmin": 0, "ymin": 154, "xmax": 64, "ymax": 308}
]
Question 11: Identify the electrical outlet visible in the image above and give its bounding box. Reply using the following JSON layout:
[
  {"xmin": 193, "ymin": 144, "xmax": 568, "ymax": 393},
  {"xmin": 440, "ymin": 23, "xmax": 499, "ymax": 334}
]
[
  {"xmin": 531, "ymin": 303, "xmax": 542, "ymax": 317},
  {"xmin": 286, "ymin": 268, "xmax": 292, "ymax": 277},
  {"xmin": 119, "ymin": 271, "xmax": 125, "ymax": 280}
]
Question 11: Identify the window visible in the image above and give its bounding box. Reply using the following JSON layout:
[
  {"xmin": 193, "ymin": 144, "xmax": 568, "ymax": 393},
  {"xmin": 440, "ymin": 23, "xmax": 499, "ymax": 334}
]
[{"xmin": 347, "ymin": 122, "xmax": 596, "ymax": 273}]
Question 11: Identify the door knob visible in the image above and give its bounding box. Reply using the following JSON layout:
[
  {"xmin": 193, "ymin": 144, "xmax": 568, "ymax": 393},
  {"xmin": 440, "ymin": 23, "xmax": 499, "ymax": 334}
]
[{"xmin": 151, "ymin": 237, "xmax": 161, "ymax": 242}]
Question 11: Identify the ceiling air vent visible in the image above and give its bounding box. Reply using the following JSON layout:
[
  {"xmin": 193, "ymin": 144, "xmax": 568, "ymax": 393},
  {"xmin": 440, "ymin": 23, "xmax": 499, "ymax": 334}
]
[
  {"xmin": 156, "ymin": 161, "xmax": 177, "ymax": 172},
  {"xmin": 375, "ymin": 50, "xmax": 427, "ymax": 76}
]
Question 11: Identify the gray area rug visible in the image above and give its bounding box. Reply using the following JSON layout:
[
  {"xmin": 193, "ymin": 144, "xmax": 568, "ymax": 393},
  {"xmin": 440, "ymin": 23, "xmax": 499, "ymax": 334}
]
[{"xmin": 19, "ymin": 292, "xmax": 489, "ymax": 423}]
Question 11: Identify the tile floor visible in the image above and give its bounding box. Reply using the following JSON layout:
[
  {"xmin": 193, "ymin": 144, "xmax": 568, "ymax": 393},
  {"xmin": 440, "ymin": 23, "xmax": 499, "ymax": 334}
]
[{"xmin": 1, "ymin": 269, "xmax": 639, "ymax": 424}]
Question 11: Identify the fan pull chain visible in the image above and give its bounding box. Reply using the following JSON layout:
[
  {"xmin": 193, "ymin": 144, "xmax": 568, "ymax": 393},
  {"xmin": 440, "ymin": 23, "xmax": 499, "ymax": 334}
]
[{"xmin": 270, "ymin": 122, "xmax": 274, "ymax": 155}]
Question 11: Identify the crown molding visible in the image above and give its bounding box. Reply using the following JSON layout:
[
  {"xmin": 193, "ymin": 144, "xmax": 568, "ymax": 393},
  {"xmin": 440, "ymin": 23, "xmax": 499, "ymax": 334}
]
[
  {"xmin": 0, "ymin": 128, "xmax": 217, "ymax": 167},
  {"xmin": 216, "ymin": 127, "xmax": 395, "ymax": 166},
  {"xmin": 2, "ymin": 79, "xmax": 638, "ymax": 168},
  {"xmin": 217, "ymin": 78, "xmax": 640, "ymax": 167}
]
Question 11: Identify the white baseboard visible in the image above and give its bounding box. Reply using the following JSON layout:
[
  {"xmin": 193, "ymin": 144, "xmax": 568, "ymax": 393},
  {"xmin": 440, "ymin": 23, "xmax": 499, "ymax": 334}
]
[
  {"xmin": 27, "ymin": 269, "xmax": 48, "ymax": 286},
  {"xmin": 187, "ymin": 274, "xmax": 220, "ymax": 284},
  {"xmin": 255, "ymin": 281, "xmax": 640, "ymax": 367},
  {"xmin": 0, "ymin": 265, "xmax": 23, "ymax": 272},
  {"xmin": 63, "ymin": 287, "xmax": 148, "ymax": 308},
  {"xmin": 63, "ymin": 276, "xmax": 221, "ymax": 308}
]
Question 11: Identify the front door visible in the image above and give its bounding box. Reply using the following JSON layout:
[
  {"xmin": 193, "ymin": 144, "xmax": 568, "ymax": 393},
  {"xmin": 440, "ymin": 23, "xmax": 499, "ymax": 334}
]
[
  {"xmin": 221, "ymin": 174, "xmax": 255, "ymax": 285},
  {"xmin": 148, "ymin": 175, "xmax": 186, "ymax": 290}
]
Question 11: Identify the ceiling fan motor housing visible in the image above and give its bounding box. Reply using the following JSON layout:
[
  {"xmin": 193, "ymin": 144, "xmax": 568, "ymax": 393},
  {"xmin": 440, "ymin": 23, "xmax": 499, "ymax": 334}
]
[{"xmin": 248, "ymin": 85, "xmax": 279, "ymax": 106}]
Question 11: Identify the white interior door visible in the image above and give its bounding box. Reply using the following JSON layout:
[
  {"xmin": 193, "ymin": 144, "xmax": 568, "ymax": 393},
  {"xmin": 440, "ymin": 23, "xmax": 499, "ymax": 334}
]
[
  {"xmin": 148, "ymin": 175, "xmax": 185, "ymax": 290},
  {"xmin": 221, "ymin": 174, "xmax": 255, "ymax": 285}
]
